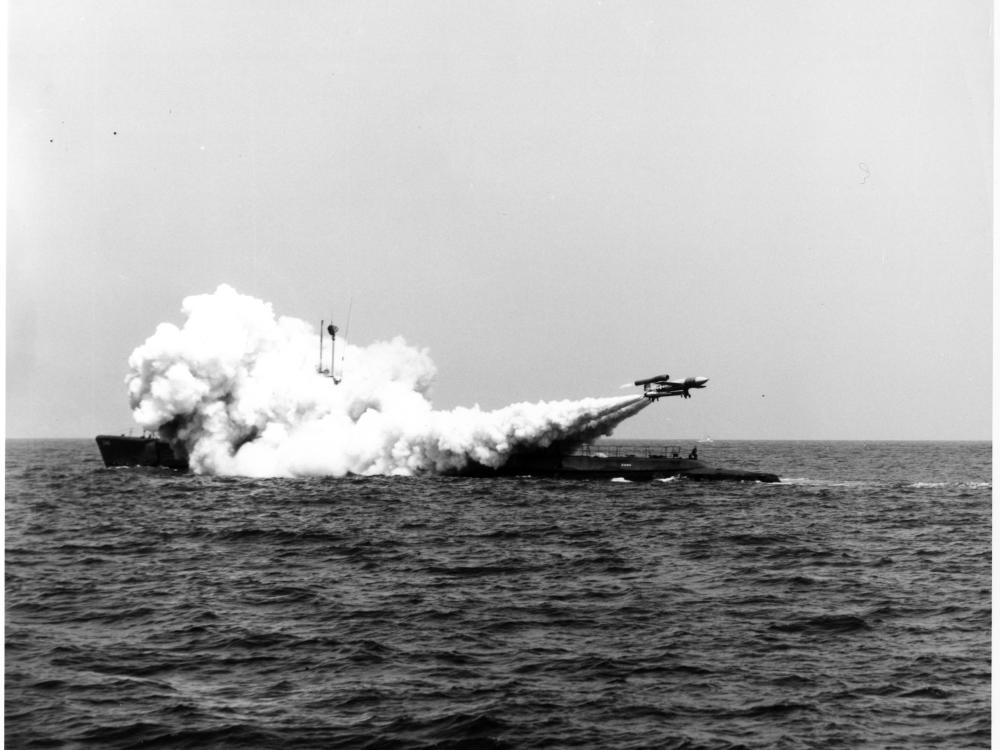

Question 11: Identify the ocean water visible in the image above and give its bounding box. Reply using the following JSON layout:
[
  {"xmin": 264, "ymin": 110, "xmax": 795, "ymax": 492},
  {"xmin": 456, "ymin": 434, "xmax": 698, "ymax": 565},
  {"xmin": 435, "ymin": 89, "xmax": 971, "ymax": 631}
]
[{"xmin": 5, "ymin": 439, "xmax": 991, "ymax": 749}]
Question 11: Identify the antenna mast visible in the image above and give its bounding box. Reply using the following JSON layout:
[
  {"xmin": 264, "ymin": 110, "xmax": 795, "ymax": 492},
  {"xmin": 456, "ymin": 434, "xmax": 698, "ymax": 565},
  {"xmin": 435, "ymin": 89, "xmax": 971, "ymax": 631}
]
[
  {"xmin": 318, "ymin": 320, "xmax": 326, "ymax": 375},
  {"xmin": 327, "ymin": 323, "xmax": 340, "ymax": 384}
]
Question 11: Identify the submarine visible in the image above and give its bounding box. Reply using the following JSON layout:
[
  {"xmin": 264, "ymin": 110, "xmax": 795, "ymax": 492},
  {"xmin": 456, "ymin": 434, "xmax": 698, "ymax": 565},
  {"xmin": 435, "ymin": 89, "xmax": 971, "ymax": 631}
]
[
  {"xmin": 94, "ymin": 434, "xmax": 778, "ymax": 482},
  {"xmin": 96, "ymin": 350, "xmax": 780, "ymax": 482}
]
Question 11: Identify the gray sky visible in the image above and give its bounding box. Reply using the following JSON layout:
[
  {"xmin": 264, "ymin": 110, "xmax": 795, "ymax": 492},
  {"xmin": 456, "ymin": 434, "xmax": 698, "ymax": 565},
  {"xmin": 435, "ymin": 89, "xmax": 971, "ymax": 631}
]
[{"xmin": 7, "ymin": 0, "xmax": 992, "ymax": 440}]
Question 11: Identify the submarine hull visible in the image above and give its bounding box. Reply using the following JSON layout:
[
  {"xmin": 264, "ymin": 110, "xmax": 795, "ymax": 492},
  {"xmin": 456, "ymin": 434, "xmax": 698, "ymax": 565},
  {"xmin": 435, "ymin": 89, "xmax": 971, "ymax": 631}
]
[
  {"xmin": 94, "ymin": 436, "xmax": 779, "ymax": 482},
  {"xmin": 457, "ymin": 446, "xmax": 780, "ymax": 483}
]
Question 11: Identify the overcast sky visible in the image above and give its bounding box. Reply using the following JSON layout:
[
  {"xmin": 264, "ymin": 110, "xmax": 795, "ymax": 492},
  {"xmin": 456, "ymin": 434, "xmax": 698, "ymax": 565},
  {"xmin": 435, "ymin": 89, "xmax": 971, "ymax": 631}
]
[{"xmin": 7, "ymin": 0, "xmax": 992, "ymax": 440}]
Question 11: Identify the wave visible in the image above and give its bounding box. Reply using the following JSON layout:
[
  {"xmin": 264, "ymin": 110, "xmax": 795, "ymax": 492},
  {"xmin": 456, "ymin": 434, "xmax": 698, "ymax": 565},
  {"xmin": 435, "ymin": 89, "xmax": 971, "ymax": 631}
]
[
  {"xmin": 770, "ymin": 613, "xmax": 872, "ymax": 634},
  {"xmin": 776, "ymin": 477, "xmax": 991, "ymax": 491},
  {"xmin": 908, "ymin": 481, "xmax": 991, "ymax": 489},
  {"xmin": 776, "ymin": 478, "xmax": 879, "ymax": 488}
]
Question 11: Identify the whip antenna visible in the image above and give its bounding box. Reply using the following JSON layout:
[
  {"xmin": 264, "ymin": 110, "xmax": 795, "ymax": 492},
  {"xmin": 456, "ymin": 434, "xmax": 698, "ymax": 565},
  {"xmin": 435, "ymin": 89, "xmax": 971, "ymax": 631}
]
[{"xmin": 339, "ymin": 296, "xmax": 353, "ymax": 379}]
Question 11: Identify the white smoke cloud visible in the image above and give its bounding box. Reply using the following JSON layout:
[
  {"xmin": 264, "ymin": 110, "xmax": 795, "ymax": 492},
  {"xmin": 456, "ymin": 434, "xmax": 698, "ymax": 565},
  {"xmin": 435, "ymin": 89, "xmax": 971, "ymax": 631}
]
[{"xmin": 126, "ymin": 285, "xmax": 648, "ymax": 477}]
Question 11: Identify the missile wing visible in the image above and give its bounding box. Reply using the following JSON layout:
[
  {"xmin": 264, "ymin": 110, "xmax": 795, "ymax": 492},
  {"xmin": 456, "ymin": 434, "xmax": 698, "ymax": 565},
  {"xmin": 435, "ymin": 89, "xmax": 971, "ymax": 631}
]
[{"xmin": 633, "ymin": 373, "xmax": 670, "ymax": 386}]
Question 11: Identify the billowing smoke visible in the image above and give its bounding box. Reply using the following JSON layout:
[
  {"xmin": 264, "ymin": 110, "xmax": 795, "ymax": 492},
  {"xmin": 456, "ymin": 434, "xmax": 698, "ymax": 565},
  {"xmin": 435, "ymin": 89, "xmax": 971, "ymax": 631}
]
[{"xmin": 126, "ymin": 285, "xmax": 649, "ymax": 477}]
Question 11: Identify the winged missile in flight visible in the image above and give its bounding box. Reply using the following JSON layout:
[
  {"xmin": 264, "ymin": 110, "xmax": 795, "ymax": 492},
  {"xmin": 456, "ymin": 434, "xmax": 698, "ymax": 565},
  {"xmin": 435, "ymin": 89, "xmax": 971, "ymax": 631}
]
[{"xmin": 634, "ymin": 373, "xmax": 709, "ymax": 400}]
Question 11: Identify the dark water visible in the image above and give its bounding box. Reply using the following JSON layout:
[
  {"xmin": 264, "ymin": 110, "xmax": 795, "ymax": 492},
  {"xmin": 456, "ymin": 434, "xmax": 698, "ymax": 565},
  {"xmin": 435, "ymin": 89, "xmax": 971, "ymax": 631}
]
[{"xmin": 6, "ymin": 439, "xmax": 991, "ymax": 749}]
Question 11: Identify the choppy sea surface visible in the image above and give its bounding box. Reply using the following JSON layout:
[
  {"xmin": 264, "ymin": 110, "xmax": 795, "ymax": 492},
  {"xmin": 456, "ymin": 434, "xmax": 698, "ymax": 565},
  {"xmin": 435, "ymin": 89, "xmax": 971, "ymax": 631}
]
[{"xmin": 6, "ymin": 439, "xmax": 992, "ymax": 749}]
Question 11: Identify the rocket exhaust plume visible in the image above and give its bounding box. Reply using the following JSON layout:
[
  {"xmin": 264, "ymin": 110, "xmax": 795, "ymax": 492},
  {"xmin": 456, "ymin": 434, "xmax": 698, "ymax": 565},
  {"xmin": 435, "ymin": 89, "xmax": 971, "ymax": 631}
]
[{"xmin": 126, "ymin": 285, "xmax": 649, "ymax": 477}]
